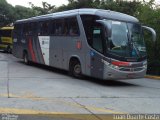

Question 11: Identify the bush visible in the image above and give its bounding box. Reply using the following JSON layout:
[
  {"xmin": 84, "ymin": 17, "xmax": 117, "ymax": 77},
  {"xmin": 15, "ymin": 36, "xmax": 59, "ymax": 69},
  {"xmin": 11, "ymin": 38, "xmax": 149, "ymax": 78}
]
[{"xmin": 147, "ymin": 60, "xmax": 160, "ymax": 75}]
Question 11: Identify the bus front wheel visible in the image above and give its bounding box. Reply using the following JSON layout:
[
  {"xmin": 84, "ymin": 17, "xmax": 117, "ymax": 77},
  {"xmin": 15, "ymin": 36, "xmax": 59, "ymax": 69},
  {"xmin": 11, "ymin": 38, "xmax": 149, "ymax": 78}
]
[{"xmin": 69, "ymin": 60, "xmax": 82, "ymax": 78}]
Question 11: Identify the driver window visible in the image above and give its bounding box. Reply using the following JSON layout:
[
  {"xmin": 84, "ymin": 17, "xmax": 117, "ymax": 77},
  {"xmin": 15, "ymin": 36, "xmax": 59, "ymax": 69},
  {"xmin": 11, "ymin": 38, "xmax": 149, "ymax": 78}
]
[
  {"xmin": 80, "ymin": 15, "xmax": 104, "ymax": 53},
  {"xmin": 92, "ymin": 23, "xmax": 103, "ymax": 53}
]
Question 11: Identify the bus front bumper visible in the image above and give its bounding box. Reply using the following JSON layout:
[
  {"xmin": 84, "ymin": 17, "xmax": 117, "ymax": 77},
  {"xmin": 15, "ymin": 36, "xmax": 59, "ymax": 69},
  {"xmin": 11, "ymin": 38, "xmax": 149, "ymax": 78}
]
[{"xmin": 103, "ymin": 66, "xmax": 147, "ymax": 80}]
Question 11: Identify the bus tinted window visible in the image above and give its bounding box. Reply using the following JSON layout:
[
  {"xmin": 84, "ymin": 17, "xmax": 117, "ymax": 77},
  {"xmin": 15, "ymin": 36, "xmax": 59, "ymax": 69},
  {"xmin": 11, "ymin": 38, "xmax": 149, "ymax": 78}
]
[
  {"xmin": 39, "ymin": 21, "xmax": 50, "ymax": 35},
  {"xmin": 68, "ymin": 17, "xmax": 79, "ymax": 36},
  {"xmin": 23, "ymin": 24, "xmax": 29, "ymax": 35},
  {"xmin": 0, "ymin": 30, "xmax": 12, "ymax": 37},
  {"xmin": 92, "ymin": 24, "xmax": 103, "ymax": 53},
  {"xmin": 51, "ymin": 17, "xmax": 79, "ymax": 36},
  {"xmin": 55, "ymin": 19, "xmax": 63, "ymax": 36},
  {"xmin": 81, "ymin": 15, "xmax": 103, "ymax": 53},
  {"xmin": 14, "ymin": 24, "xmax": 22, "ymax": 36},
  {"xmin": 21, "ymin": 23, "xmax": 37, "ymax": 36},
  {"xmin": 50, "ymin": 20, "xmax": 56, "ymax": 35},
  {"xmin": 63, "ymin": 19, "xmax": 69, "ymax": 35},
  {"xmin": 28, "ymin": 23, "xmax": 32, "ymax": 35},
  {"xmin": 29, "ymin": 22, "xmax": 37, "ymax": 35}
]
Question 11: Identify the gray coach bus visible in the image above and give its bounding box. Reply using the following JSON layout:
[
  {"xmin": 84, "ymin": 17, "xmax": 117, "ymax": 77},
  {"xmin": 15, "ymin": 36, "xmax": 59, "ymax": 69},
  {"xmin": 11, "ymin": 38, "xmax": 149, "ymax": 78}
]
[{"xmin": 12, "ymin": 9, "xmax": 156, "ymax": 80}]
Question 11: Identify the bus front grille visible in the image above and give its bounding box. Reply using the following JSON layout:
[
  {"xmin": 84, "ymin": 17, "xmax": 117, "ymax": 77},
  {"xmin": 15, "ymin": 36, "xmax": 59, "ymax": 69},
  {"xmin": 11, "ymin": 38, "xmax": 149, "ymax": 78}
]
[{"xmin": 119, "ymin": 67, "xmax": 144, "ymax": 72}]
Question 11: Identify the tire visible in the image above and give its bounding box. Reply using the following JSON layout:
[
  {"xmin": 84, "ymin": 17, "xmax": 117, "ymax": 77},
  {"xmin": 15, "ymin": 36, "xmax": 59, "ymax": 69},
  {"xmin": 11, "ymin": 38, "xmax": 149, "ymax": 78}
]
[
  {"xmin": 6, "ymin": 46, "xmax": 12, "ymax": 53},
  {"xmin": 70, "ymin": 60, "xmax": 82, "ymax": 78},
  {"xmin": 23, "ymin": 52, "xmax": 29, "ymax": 65}
]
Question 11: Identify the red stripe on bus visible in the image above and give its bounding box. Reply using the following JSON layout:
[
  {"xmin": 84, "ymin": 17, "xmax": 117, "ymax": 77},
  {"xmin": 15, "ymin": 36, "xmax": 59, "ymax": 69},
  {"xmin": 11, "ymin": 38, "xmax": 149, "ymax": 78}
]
[
  {"xmin": 28, "ymin": 38, "xmax": 36, "ymax": 62},
  {"xmin": 111, "ymin": 61, "xmax": 130, "ymax": 67}
]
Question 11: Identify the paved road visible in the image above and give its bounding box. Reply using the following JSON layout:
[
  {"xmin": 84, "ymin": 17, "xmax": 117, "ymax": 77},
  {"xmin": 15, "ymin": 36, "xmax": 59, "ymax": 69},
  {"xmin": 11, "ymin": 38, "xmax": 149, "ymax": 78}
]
[{"xmin": 0, "ymin": 52, "xmax": 160, "ymax": 119}]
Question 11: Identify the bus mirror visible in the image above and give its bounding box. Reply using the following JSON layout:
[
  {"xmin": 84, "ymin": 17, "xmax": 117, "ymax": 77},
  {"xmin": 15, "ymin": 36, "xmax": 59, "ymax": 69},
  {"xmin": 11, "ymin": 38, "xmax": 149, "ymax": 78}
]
[
  {"xmin": 142, "ymin": 26, "xmax": 156, "ymax": 42},
  {"xmin": 96, "ymin": 20, "xmax": 112, "ymax": 37}
]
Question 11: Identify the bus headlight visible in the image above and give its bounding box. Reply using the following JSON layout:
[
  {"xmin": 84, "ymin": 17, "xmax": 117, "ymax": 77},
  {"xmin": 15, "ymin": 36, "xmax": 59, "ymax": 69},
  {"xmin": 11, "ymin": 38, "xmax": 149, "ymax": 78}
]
[
  {"xmin": 143, "ymin": 64, "xmax": 147, "ymax": 68},
  {"xmin": 102, "ymin": 59, "xmax": 120, "ymax": 70},
  {"xmin": 143, "ymin": 61, "xmax": 147, "ymax": 68},
  {"xmin": 110, "ymin": 64, "xmax": 120, "ymax": 70}
]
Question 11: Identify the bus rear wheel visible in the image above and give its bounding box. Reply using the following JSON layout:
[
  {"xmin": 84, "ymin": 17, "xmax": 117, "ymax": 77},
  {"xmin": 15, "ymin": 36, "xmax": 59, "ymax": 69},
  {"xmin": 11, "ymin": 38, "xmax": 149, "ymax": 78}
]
[
  {"xmin": 23, "ymin": 52, "xmax": 29, "ymax": 65},
  {"xmin": 70, "ymin": 60, "xmax": 82, "ymax": 78},
  {"xmin": 6, "ymin": 46, "xmax": 12, "ymax": 53}
]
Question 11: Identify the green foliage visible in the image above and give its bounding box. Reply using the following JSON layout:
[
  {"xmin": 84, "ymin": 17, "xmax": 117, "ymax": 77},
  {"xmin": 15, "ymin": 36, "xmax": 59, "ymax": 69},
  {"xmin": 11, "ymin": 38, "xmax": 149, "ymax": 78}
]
[
  {"xmin": 99, "ymin": 0, "xmax": 141, "ymax": 16},
  {"xmin": 29, "ymin": 2, "xmax": 56, "ymax": 15},
  {"xmin": 14, "ymin": 5, "xmax": 36, "ymax": 20},
  {"xmin": 0, "ymin": 0, "xmax": 15, "ymax": 27},
  {"xmin": 135, "ymin": 0, "xmax": 160, "ymax": 75}
]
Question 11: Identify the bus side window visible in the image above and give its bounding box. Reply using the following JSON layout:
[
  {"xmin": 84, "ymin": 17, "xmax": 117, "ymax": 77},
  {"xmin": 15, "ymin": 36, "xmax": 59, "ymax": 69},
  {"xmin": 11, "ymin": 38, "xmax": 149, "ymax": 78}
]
[
  {"xmin": 50, "ymin": 20, "xmax": 56, "ymax": 35},
  {"xmin": 23, "ymin": 23, "xmax": 29, "ymax": 36},
  {"xmin": 68, "ymin": 17, "xmax": 79, "ymax": 36},
  {"xmin": 39, "ymin": 21, "xmax": 50, "ymax": 36},
  {"xmin": 62, "ymin": 19, "xmax": 69, "ymax": 36},
  {"xmin": 80, "ymin": 15, "xmax": 103, "ymax": 53},
  {"xmin": 92, "ymin": 25, "xmax": 103, "ymax": 53},
  {"xmin": 55, "ymin": 19, "xmax": 63, "ymax": 36},
  {"xmin": 29, "ymin": 22, "xmax": 37, "ymax": 35},
  {"xmin": 28, "ymin": 23, "xmax": 33, "ymax": 35},
  {"xmin": 0, "ymin": 30, "xmax": 11, "ymax": 37},
  {"xmin": 14, "ymin": 24, "xmax": 21, "ymax": 37}
]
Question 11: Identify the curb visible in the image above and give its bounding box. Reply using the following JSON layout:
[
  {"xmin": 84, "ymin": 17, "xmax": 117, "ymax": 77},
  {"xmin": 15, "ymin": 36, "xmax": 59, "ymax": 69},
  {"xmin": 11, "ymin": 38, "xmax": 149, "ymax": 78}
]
[{"xmin": 145, "ymin": 75, "xmax": 160, "ymax": 80}]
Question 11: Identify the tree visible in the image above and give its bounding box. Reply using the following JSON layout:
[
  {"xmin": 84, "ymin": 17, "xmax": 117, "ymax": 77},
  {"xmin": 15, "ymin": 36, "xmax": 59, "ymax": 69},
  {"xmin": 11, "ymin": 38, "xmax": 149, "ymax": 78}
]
[
  {"xmin": 14, "ymin": 5, "xmax": 36, "ymax": 20},
  {"xmin": 98, "ymin": 0, "xmax": 141, "ymax": 16},
  {"xmin": 135, "ymin": 0, "xmax": 160, "ymax": 74},
  {"xmin": 0, "ymin": 0, "xmax": 15, "ymax": 27},
  {"xmin": 29, "ymin": 2, "xmax": 56, "ymax": 15},
  {"xmin": 42, "ymin": 2, "xmax": 56, "ymax": 13}
]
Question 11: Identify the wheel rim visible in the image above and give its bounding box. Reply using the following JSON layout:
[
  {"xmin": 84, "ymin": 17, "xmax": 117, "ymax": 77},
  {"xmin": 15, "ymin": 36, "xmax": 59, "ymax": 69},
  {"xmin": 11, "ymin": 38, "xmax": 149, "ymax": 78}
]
[
  {"xmin": 24, "ymin": 54, "xmax": 28, "ymax": 63},
  {"xmin": 7, "ymin": 47, "xmax": 11, "ymax": 53},
  {"xmin": 74, "ymin": 64, "xmax": 81, "ymax": 75}
]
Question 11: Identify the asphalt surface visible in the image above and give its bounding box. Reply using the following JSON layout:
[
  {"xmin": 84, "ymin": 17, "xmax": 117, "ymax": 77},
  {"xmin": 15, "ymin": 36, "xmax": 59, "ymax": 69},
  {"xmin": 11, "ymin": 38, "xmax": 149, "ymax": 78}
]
[{"xmin": 0, "ymin": 52, "xmax": 160, "ymax": 119}]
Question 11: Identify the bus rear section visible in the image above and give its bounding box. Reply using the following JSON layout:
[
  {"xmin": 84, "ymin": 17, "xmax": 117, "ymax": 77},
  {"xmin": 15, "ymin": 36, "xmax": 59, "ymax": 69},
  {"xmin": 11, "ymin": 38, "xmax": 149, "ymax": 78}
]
[{"xmin": 0, "ymin": 26, "xmax": 14, "ymax": 53}]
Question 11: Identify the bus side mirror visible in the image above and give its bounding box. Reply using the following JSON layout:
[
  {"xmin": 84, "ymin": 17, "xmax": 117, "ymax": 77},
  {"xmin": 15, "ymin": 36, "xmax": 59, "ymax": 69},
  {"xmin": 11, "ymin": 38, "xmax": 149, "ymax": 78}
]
[
  {"xmin": 142, "ymin": 26, "xmax": 156, "ymax": 42},
  {"xmin": 96, "ymin": 20, "xmax": 112, "ymax": 38}
]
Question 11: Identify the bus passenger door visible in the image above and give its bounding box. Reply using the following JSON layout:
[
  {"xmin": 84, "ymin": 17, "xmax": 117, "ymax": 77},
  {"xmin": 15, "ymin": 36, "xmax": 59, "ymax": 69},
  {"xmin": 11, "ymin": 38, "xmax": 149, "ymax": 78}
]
[{"xmin": 89, "ymin": 23, "xmax": 105, "ymax": 79}]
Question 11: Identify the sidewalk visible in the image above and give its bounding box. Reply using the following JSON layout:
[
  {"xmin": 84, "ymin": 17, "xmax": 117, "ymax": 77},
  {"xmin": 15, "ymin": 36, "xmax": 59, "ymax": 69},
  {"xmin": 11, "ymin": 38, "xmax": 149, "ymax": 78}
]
[{"xmin": 145, "ymin": 75, "xmax": 160, "ymax": 80}]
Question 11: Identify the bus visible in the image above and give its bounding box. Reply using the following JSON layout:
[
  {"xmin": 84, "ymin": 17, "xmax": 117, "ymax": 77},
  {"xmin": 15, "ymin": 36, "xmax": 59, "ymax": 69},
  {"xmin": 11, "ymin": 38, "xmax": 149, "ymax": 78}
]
[
  {"xmin": 12, "ymin": 9, "xmax": 156, "ymax": 80},
  {"xmin": 0, "ymin": 26, "xmax": 14, "ymax": 53}
]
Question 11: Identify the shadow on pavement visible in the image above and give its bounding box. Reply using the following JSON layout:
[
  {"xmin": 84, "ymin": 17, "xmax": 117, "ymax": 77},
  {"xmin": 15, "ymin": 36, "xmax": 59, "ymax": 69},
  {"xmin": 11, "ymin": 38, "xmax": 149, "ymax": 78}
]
[
  {"xmin": 80, "ymin": 76, "xmax": 139, "ymax": 87},
  {"xmin": 18, "ymin": 61, "xmax": 139, "ymax": 87}
]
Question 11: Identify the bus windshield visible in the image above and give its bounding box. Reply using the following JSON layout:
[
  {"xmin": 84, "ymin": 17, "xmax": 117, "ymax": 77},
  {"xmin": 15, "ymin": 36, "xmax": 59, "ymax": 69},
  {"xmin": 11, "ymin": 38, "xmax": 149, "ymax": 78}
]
[
  {"xmin": 128, "ymin": 23, "xmax": 146, "ymax": 57},
  {"xmin": 0, "ymin": 30, "xmax": 12, "ymax": 37},
  {"xmin": 104, "ymin": 20, "xmax": 146, "ymax": 58}
]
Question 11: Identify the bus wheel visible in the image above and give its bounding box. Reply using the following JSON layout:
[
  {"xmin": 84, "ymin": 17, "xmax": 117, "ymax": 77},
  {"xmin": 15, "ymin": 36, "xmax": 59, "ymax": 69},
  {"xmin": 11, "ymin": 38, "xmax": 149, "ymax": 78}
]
[
  {"xmin": 70, "ymin": 60, "xmax": 82, "ymax": 78},
  {"xmin": 23, "ymin": 52, "xmax": 29, "ymax": 65},
  {"xmin": 6, "ymin": 46, "xmax": 12, "ymax": 53}
]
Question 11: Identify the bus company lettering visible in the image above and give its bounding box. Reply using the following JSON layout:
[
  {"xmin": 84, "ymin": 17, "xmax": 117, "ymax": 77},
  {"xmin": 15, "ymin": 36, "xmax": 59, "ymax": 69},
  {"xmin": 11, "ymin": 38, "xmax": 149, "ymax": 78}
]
[{"xmin": 42, "ymin": 40, "xmax": 49, "ymax": 45}]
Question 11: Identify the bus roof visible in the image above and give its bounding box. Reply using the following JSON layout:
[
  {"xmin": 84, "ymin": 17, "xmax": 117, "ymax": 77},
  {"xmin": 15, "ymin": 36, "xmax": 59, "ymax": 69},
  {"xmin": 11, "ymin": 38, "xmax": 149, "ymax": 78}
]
[
  {"xmin": 15, "ymin": 8, "xmax": 139, "ymax": 23},
  {"xmin": 0, "ymin": 26, "xmax": 14, "ymax": 30}
]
